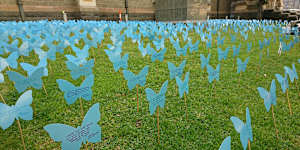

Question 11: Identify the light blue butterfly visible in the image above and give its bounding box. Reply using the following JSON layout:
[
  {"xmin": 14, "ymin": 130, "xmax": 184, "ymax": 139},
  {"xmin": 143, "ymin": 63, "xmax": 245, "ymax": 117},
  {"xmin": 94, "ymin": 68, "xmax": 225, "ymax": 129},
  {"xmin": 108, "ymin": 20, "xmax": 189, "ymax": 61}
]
[
  {"xmin": 0, "ymin": 73, "xmax": 4, "ymax": 83},
  {"xmin": 257, "ymin": 79, "xmax": 276, "ymax": 112},
  {"xmin": 175, "ymin": 44, "xmax": 189, "ymax": 56},
  {"xmin": 111, "ymin": 54, "xmax": 129, "ymax": 72},
  {"xmin": 56, "ymin": 75, "xmax": 94, "ymax": 105},
  {"xmin": 237, "ymin": 57, "xmax": 250, "ymax": 73},
  {"xmin": 188, "ymin": 40, "xmax": 200, "ymax": 53},
  {"xmin": 231, "ymin": 34, "xmax": 236, "ymax": 42},
  {"xmin": 175, "ymin": 72, "xmax": 189, "ymax": 98},
  {"xmin": 218, "ymin": 136, "xmax": 231, "ymax": 150},
  {"xmin": 153, "ymin": 38, "xmax": 165, "ymax": 50},
  {"xmin": 298, "ymin": 59, "xmax": 300, "ymax": 63},
  {"xmin": 275, "ymin": 73, "xmax": 289, "ymax": 93},
  {"xmin": 167, "ymin": 60, "xmax": 186, "ymax": 80},
  {"xmin": 284, "ymin": 64, "xmax": 298, "ymax": 83},
  {"xmin": 7, "ymin": 68, "xmax": 44, "ymax": 93},
  {"xmin": 44, "ymin": 103, "xmax": 101, "ymax": 150},
  {"xmin": 0, "ymin": 52, "xmax": 19, "ymax": 71},
  {"xmin": 207, "ymin": 64, "xmax": 220, "ymax": 83},
  {"xmin": 34, "ymin": 48, "xmax": 57, "ymax": 61},
  {"xmin": 0, "ymin": 90, "xmax": 33, "ymax": 130},
  {"xmin": 123, "ymin": 65, "xmax": 149, "ymax": 90},
  {"xmin": 200, "ymin": 54, "xmax": 211, "ymax": 69},
  {"xmin": 145, "ymin": 80, "xmax": 168, "ymax": 115},
  {"xmin": 65, "ymin": 45, "xmax": 90, "ymax": 65},
  {"xmin": 218, "ymin": 47, "xmax": 229, "ymax": 61},
  {"xmin": 232, "ymin": 44, "xmax": 241, "ymax": 57},
  {"xmin": 206, "ymin": 40, "xmax": 212, "ymax": 49},
  {"xmin": 217, "ymin": 36, "xmax": 225, "ymax": 46},
  {"xmin": 66, "ymin": 59, "xmax": 94, "ymax": 80},
  {"xmin": 20, "ymin": 57, "xmax": 48, "ymax": 76},
  {"xmin": 259, "ymin": 40, "xmax": 264, "ymax": 50},
  {"xmin": 230, "ymin": 107, "xmax": 253, "ymax": 150},
  {"xmin": 247, "ymin": 43, "xmax": 252, "ymax": 52},
  {"xmin": 151, "ymin": 48, "xmax": 166, "ymax": 62}
]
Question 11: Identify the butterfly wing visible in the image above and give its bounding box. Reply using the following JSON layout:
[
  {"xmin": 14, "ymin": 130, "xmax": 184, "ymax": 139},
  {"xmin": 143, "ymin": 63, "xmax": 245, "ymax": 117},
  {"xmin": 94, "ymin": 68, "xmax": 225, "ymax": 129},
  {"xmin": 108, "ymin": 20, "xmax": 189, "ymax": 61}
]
[
  {"xmin": 145, "ymin": 88, "xmax": 158, "ymax": 115},
  {"xmin": 81, "ymin": 103, "xmax": 101, "ymax": 143},
  {"xmin": 270, "ymin": 79, "xmax": 277, "ymax": 106},
  {"xmin": 216, "ymin": 64, "xmax": 220, "ymax": 81},
  {"xmin": 6, "ymin": 52, "xmax": 19, "ymax": 69},
  {"xmin": 230, "ymin": 116, "xmax": 245, "ymax": 133},
  {"xmin": 257, "ymin": 87, "xmax": 271, "ymax": 112},
  {"xmin": 56, "ymin": 79, "xmax": 78, "ymax": 105},
  {"xmin": 157, "ymin": 48, "xmax": 166, "ymax": 62},
  {"xmin": 0, "ymin": 103, "xmax": 16, "ymax": 130},
  {"xmin": 284, "ymin": 66, "xmax": 295, "ymax": 83},
  {"xmin": 28, "ymin": 67, "xmax": 44, "ymax": 90},
  {"xmin": 237, "ymin": 58, "xmax": 242, "ymax": 73},
  {"xmin": 218, "ymin": 48, "xmax": 223, "ymax": 61},
  {"xmin": 275, "ymin": 74, "xmax": 287, "ymax": 93},
  {"xmin": 80, "ymin": 74, "xmax": 94, "ymax": 101},
  {"xmin": 207, "ymin": 65, "xmax": 214, "ymax": 83},
  {"xmin": 167, "ymin": 62, "xmax": 177, "ymax": 79},
  {"xmin": 246, "ymin": 107, "xmax": 253, "ymax": 142},
  {"xmin": 0, "ymin": 73, "xmax": 4, "ymax": 83},
  {"xmin": 218, "ymin": 136, "xmax": 231, "ymax": 150},
  {"xmin": 175, "ymin": 76, "xmax": 184, "ymax": 98},
  {"xmin": 292, "ymin": 64, "xmax": 298, "ymax": 80},
  {"xmin": 184, "ymin": 72, "xmax": 190, "ymax": 95},
  {"xmin": 6, "ymin": 71, "xmax": 28, "ymax": 93},
  {"xmin": 15, "ymin": 90, "xmax": 33, "ymax": 121},
  {"xmin": 136, "ymin": 65, "xmax": 149, "ymax": 87},
  {"xmin": 123, "ymin": 70, "xmax": 137, "ymax": 90},
  {"xmin": 20, "ymin": 63, "xmax": 35, "ymax": 76},
  {"xmin": 44, "ymin": 123, "xmax": 82, "ymax": 150},
  {"xmin": 158, "ymin": 80, "xmax": 168, "ymax": 108}
]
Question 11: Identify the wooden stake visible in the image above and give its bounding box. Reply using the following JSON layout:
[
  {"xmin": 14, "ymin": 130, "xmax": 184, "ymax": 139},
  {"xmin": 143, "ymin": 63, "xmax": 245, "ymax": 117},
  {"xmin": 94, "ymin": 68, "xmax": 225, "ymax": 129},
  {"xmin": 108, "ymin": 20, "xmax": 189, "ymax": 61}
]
[
  {"xmin": 136, "ymin": 85, "xmax": 139, "ymax": 112},
  {"xmin": 7, "ymin": 66, "xmax": 11, "ymax": 71},
  {"xmin": 80, "ymin": 98, "xmax": 84, "ymax": 119},
  {"xmin": 286, "ymin": 89, "xmax": 292, "ymax": 115},
  {"xmin": 0, "ymin": 93, "xmax": 5, "ymax": 103},
  {"xmin": 157, "ymin": 107, "xmax": 160, "ymax": 144},
  {"xmin": 184, "ymin": 93, "xmax": 188, "ymax": 120},
  {"xmin": 271, "ymin": 105, "xmax": 279, "ymax": 139},
  {"xmin": 42, "ymin": 84, "xmax": 48, "ymax": 96},
  {"xmin": 248, "ymin": 140, "xmax": 251, "ymax": 150},
  {"xmin": 17, "ymin": 120, "xmax": 26, "ymax": 150}
]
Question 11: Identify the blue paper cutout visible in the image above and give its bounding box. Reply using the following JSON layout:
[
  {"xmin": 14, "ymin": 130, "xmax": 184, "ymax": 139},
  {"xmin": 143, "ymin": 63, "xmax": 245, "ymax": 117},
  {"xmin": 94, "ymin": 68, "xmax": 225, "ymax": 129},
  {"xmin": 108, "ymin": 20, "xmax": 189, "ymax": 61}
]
[
  {"xmin": 175, "ymin": 72, "xmax": 189, "ymax": 98},
  {"xmin": 206, "ymin": 40, "xmax": 212, "ymax": 49},
  {"xmin": 284, "ymin": 64, "xmax": 298, "ymax": 83},
  {"xmin": 217, "ymin": 36, "xmax": 225, "ymax": 46},
  {"xmin": 44, "ymin": 103, "xmax": 101, "ymax": 150},
  {"xmin": 151, "ymin": 48, "xmax": 166, "ymax": 62},
  {"xmin": 65, "ymin": 45, "xmax": 90, "ymax": 65},
  {"xmin": 167, "ymin": 60, "xmax": 186, "ymax": 80},
  {"xmin": 218, "ymin": 47, "xmax": 229, "ymax": 61},
  {"xmin": 257, "ymin": 79, "xmax": 276, "ymax": 112},
  {"xmin": 230, "ymin": 107, "xmax": 253, "ymax": 150},
  {"xmin": 138, "ymin": 41, "xmax": 154, "ymax": 57},
  {"xmin": 66, "ymin": 59, "xmax": 94, "ymax": 80},
  {"xmin": 237, "ymin": 57, "xmax": 250, "ymax": 73},
  {"xmin": 0, "ymin": 73, "xmax": 4, "ymax": 83},
  {"xmin": 0, "ymin": 52, "xmax": 19, "ymax": 71},
  {"xmin": 153, "ymin": 38, "xmax": 165, "ymax": 50},
  {"xmin": 123, "ymin": 65, "xmax": 149, "ymax": 90},
  {"xmin": 232, "ymin": 44, "xmax": 241, "ymax": 57},
  {"xmin": 247, "ymin": 42, "xmax": 252, "ymax": 52},
  {"xmin": 200, "ymin": 54, "xmax": 211, "ymax": 69},
  {"xmin": 0, "ymin": 90, "xmax": 33, "ymax": 130},
  {"xmin": 174, "ymin": 43, "xmax": 189, "ymax": 56},
  {"xmin": 7, "ymin": 68, "xmax": 44, "ymax": 93},
  {"xmin": 20, "ymin": 57, "xmax": 48, "ymax": 76},
  {"xmin": 275, "ymin": 73, "xmax": 289, "ymax": 93},
  {"xmin": 231, "ymin": 34, "xmax": 236, "ymax": 42},
  {"xmin": 259, "ymin": 40, "xmax": 264, "ymax": 50},
  {"xmin": 207, "ymin": 64, "xmax": 220, "ymax": 83},
  {"xmin": 218, "ymin": 136, "xmax": 231, "ymax": 150},
  {"xmin": 188, "ymin": 40, "xmax": 200, "ymax": 53},
  {"xmin": 56, "ymin": 75, "xmax": 94, "ymax": 105},
  {"xmin": 145, "ymin": 80, "xmax": 168, "ymax": 115}
]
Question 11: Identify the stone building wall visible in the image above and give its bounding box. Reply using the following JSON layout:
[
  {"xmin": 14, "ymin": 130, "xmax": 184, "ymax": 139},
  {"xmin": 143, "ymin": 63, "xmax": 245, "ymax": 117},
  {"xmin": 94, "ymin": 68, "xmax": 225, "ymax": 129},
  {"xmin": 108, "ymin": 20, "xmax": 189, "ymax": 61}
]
[{"xmin": 187, "ymin": 0, "xmax": 211, "ymax": 20}]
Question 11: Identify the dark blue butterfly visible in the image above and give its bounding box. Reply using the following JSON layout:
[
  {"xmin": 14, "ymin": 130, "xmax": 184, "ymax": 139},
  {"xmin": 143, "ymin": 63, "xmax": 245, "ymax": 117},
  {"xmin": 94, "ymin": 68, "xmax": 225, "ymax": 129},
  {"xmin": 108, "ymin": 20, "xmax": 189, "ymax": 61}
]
[
  {"xmin": 200, "ymin": 54, "xmax": 211, "ymax": 69},
  {"xmin": 237, "ymin": 57, "xmax": 250, "ymax": 73},
  {"xmin": 167, "ymin": 60, "xmax": 186, "ymax": 80},
  {"xmin": 0, "ymin": 90, "xmax": 33, "ymax": 130},
  {"xmin": 175, "ymin": 72, "xmax": 189, "ymax": 98},
  {"xmin": 44, "ymin": 103, "xmax": 101, "ymax": 150},
  {"xmin": 257, "ymin": 79, "xmax": 276, "ymax": 112},
  {"xmin": 151, "ymin": 48, "xmax": 166, "ymax": 62},
  {"xmin": 7, "ymin": 68, "xmax": 44, "ymax": 93},
  {"xmin": 123, "ymin": 65, "xmax": 149, "ymax": 90},
  {"xmin": 56, "ymin": 75, "xmax": 94, "ymax": 105},
  {"xmin": 66, "ymin": 59, "xmax": 94, "ymax": 80},
  {"xmin": 145, "ymin": 80, "xmax": 168, "ymax": 115}
]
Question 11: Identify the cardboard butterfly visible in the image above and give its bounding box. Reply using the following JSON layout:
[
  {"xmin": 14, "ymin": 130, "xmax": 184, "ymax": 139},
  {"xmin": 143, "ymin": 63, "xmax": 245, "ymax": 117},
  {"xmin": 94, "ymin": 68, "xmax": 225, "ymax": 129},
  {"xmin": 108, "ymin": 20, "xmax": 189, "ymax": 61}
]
[
  {"xmin": 174, "ymin": 43, "xmax": 189, "ymax": 57},
  {"xmin": 56, "ymin": 74, "xmax": 94, "ymax": 105},
  {"xmin": 188, "ymin": 40, "xmax": 200, "ymax": 53},
  {"xmin": 0, "ymin": 90, "xmax": 33, "ymax": 130},
  {"xmin": 237, "ymin": 57, "xmax": 250, "ymax": 73},
  {"xmin": 218, "ymin": 47, "xmax": 230, "ymax": 61},
  {"xmin": 20, "ymin": 57, "xmax": 48, "ymax": 76},
  {"xmin": 7, "ymin": 67, "xmax": 44, "ymax": 93},
  {"xmin": 105, "ymin": 49, "xmax": 129, "ymax": 72},
  {"xmin": 66, "ymin": 59, "xmax": 94, "ymax": 80},
  {"xmin": 284, "ymin": 64, "xmax": 298, "ymax": 83},
  {"xmin": 65, "ymin": 45, "xmax": 90, "ymax": 65},
  {"xmin": 207, "ymin": 64, "xmax": 220, "ymax": 83},
  {"xmin": 247, "ymin": 42, "xmax": 252, "ymax": 53},
  {"xmin": 275, "ymin": 73, "xmax": 289, "ymax": 93},
  {"xmin": 231, "ymin": 107, "xmax": 253, "ymax": 150},
  {"xmin": 153, "ymin": 38, "xmax": 165, "ymax": 50},
  {"xmin": 151, "ymin": 48, "xmax": 166, "ymax": 62},
  {"xmin": 217, "ymin": 36, "xmax": 225, "ymax": 46},
  {"xmin": 218, "ymin": 136, "xmax": 231, "ymax": 150},
  {"xmin": 0, "ymin": 52, "xmax": 19, "ymax": 71},
  {"xmin": 145, "ymin": 80, "xmax": 168, "ymax": 115},
  {"xmin": 257, "ymin": 79, "xmax": 276, "ymax": 112},
  {"xmin": 259, "ymin": 40, "xmax": 264, "ymax": 50},
  {"xmin": 138, "ymin": 41, "xmax": 154, "ymax": 57},
  {"xmin": 232, "ymin": 44, "xmax": 241, "ymax": 57},
  {"xmin": 44, "ymin": 103, "xmax": 101, "ymax": 150},
  {"xmin": 123, "ymin": 65, "xmax": 149, "ymax": 90},
  {"xmin": 0, "ymin": 73, "xmax": 4, "ymax": 83},
  {"xmin": 206, "ymin": 40, "xmax": 212, "ymax": 49},
  {"xmin": 200, "ymin": 54, "xmax": 211, "ymax": 69},
  {"xmin": 167, "ymin": 60, "xmax": 186, "ymax": 80},
  {"xmin": 175, "ymin": 72, "xmax": 189, "ymax": 98}
]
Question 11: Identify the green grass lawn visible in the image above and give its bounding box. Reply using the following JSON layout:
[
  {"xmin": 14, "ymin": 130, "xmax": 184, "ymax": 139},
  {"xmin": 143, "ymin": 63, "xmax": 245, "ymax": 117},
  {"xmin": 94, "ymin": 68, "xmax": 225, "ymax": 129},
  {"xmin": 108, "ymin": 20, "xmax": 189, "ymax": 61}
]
[{"xmin": 0, "ymin": 26, "xmax": 299, "ymax": 149}]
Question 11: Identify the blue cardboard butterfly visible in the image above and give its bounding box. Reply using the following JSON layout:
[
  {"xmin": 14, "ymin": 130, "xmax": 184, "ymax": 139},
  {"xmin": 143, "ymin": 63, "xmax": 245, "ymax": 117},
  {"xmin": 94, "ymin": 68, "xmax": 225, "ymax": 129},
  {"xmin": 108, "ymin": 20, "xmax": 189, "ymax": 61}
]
[
  {"xmin": 0, "ymin": 90, "xmax": 33, "ymax": 130},
  {"xmin": 0, "ymin": 52, "xmax": 19, "ymax": 71},
  {"xmin": 247, "ymin": 42, "xmax": 252, "ymax": 53},
  {"xmin": 56, "ymin": 75, "xmax": 94, "ymax": 105},
  {"xmin": 284, "ymin": 64, "xmax": 298, "ymax": 83},
  {"xmin": 218, "ymin": 136, "xmax": 231, "ymax": 150},
  {"xmin": 167, "ymin": 60, "xmax": 186, "ymax": 80},
  {"xmin": 145, "ymin": 80, "xmax": 168, "ymax": 115},
  {"xmin": 153, "ymin": 38, "xmax": 165, "ymax": 50},
  {"xmin": 206, "ymin": 40, "xmax": 212, "ymax": 49},
  {"xmin": 138, "ymin": 41, "xmax": 153, "ymax": 57},
  {"xmin": 237, "ymin": 57, "xmax": 250, "ymax": 74},
  {"xmin": 7, "ymin": 67, "xmax": 44, "ymax": 93},
  {"xmin": 65, "ymin": 45, "xmax": 90, "ymax": 65},
  {"xmin": 200, "ymin": 54, "xmax": 211, "ymax": 69},
  {"xmin": 257, "ymin": 79, "xmax": 276, "ymax": 112},
  {"xmin": 175, "ymin": 72, "xmax": 189, "ymax": 98},
  {"xmin": 151, "ymin": 48, "xmax": 166, "ymax": 62},
  {"xmin": 207, "ymin": 64, "xmax": 220, "ymax": 83},
  {"xmin": 259, "ymin": 40, "xmax": 264, "ymax": 50},
  {"xmin": 0, "ymin": 73, "xmax": 4, "ymax": 83},
  {"xmin": 231, "ymin": 34, "xmax": 236, "ymax": 42},
  {"xmin": 188, "ymin": 40, "xmax": 200, "ymax": 53},
  {"xmin": 20, "ymin": 57, "xmax": 48, "ymax": 76},
  {"xmin": 275, "ymin": 73, "xmax": 289, "ymax": 93},
  {"xmin": 230, "ymin": 107, "xmax": 253, "ymax": 150},
  {"xmin": 123, "ymin": 65, "xmax": 149, "ymax": 90},
  {"xmin": 175, "ymin": 44, "xmax": 189, "ymax": 56},
  {"xmin": 66, "ymin": 59, "xmax": 94, "ymax": 80},
  {"xmin": 218, "ymin": 47, "xmax": 230, "ymax": 61},
  {"xmin": 232, "ymin": 44, "xmax": 241, "ymax": 57},
  {"xmin": 105, "ymin": 49, "xmax": 129, "ymax": 72},
  {"xmin": 44, "ymin": 103, "xmax": 101, "ymax": 150},
  {"xmin": 217, "ymin": 36, "xmax": 225, "ymax": 46}
]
